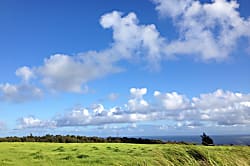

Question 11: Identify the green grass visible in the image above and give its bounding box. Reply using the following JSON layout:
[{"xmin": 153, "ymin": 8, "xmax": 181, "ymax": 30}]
[{"xmin": 0, "ymin": 142, "xmax": 249, "ymax": 166}]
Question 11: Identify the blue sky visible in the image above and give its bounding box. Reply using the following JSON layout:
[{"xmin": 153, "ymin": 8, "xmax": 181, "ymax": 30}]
[{"xmin": 0, "ymin": 0, "xmax": 250, "ymax": 137}]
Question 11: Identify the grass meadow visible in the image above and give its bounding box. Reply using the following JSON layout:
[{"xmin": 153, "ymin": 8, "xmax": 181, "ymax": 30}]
[{"xmin": 0, "ymin": 142, "xmax": 249, "ymax": 166}]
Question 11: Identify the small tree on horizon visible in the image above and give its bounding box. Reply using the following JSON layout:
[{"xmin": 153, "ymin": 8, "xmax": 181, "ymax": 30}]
[{"xmin": 200, "ymin": 132, "xmax": 214, "ymax": 145}]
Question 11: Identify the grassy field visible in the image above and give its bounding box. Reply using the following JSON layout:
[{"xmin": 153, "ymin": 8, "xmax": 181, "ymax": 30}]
[{"xmin": 0, "ymin": 142, "xmax": 249, "ymax": 166}]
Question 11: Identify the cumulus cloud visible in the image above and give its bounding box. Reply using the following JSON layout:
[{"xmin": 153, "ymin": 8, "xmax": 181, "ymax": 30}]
[
  {"xmin": 58, "ymin": 88, "xmax": 250, "ymax": 127},
  {"xmin": 17, "ymin": 116, "xmax": 56, "ymax": 129},
  {"xmin": 100, "ymin": 11, "xmax": 164, "ymax": 67},
  {"xmin": 128, "ymin": 88, "xmax": 149, "ymax": 112},
  {"xmin": 153, "ymin": 0, "xmax": 193, "ymax": 18},
  {"xmin": 36, "ymin": 53, "xmax": 122, "ymax": 93},
  {"xmin": 153, "ymin": 0, "xmax": 250, "ymax": 60},
  {"xmin": 192, "ymin": 89, "xmax": 250, "ymax": 109},
  {"xmin": 16, "ymin": 66, "xmax": 34, "ymax": 82},
  {"xmin": 55, "ymin": 104, "xmax": 152, "ymax": 127},
  {"xmin": 17, "ymin": 88, "xmax": 250, "ymax": 129},
  {"xmin": 0, "ymin": 83, "xmax": 43, "ymax": 103},
  {"xmin": 154, "ymin": 91, "xmax": 190, "ymax": 110},
  {"xmin": 193, "ymin": 89, "xmax": 250, "ymax": 126}
]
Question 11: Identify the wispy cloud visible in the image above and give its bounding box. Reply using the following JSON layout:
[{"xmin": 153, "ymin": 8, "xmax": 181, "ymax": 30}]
[{"xmin": 108, "ymin": 93, "xmax": 119, "ymax": 101}]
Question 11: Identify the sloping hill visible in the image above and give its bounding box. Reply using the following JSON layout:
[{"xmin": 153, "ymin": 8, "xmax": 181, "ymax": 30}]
[{"xmin": 0, "ymin": 142, "xmax": 249, "ymax": 165}]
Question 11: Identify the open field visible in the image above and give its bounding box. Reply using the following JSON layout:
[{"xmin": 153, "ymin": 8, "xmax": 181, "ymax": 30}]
[{"xmin": 0, "ymin": 142, "xmax": 249, "ymax": 166}]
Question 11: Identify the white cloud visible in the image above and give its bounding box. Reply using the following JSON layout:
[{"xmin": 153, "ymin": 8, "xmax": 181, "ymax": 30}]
[
  {"xmin": 56, "ymin": 88, "xmax": 250, "ymax": 127},
  {"xmin": 192, "ymin": 89, "xmax": 250, "ymax": 109},
  {"xmin": 55, "ymin": 107, "xmax": 92, "ymax": 127},
  {"xmin": 100, "ymin": 11, "xmax": 164, "ymax": 68},
  {"xmin": 17, "ymin": 116, "xmax": 55, "ymax": 129},
  {"xmin": 130, "ymin": 88, "xmax": 147, "ymax": 98},
  {"xmin": 3, "ymin": 3, "xmax": 250, "ymax": 95},
  {"xmin": 0, "ymin": 83, "xmax": 43, "ymax": 103},
  {"xmin": 192, "ymin": 89, "xmax": 250, "ymax": 126},
  {"xmin": 240, "ymin": 101, "xmax": 250, "ymax": 107},
  {"xmin": 153, "ymin": 0, "xmax": 250, "ymax": 60},
  {"xmin": 0, "ymin": 66, "xmax": 41, "ymax": 103},
  {"xmin": 92, "ymin": 104, "xmax": 105, "ymax": 115},
  {"xmin": 17, "ymin": 88, "xmax": 250, "ymax": 129},
  {"xmin": 16, "ymin": 66, "xmax": 34, "ymax": 82},
  {"xmin": 36, "ymin": 53, "xmax": 122, "ymax": 93},
  {"xmin": 128, "ymin": 88, "xmax": 149, "ymax": 112},
  {"xmin": 153, "ymin": 0, "xmax": 193, "ymax": 18},
  {"xmin": 31, "ymin": 17, "xmax": 162, "ymax": 93},
  {"xmin": 154, "ymin": 91, "xmax": 190, "ymax": 110},
  {"xmin": 0, "ymin": 65, "xmax": 41, "ymax": 103},
  {"xmin": 56, "ymin": 106, "xmax": 124, "ymax": 127}
]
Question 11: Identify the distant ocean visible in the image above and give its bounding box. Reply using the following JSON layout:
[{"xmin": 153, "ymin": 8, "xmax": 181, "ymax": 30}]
[{"xmin": 141, "ymin": 135, "xmax": 250, "ymax": 145}]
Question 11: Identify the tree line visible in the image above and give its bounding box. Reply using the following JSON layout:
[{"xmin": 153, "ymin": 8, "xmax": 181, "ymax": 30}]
[{"xmin": 0, "ymin": 134, "xmax": 190, "ymax": 144}]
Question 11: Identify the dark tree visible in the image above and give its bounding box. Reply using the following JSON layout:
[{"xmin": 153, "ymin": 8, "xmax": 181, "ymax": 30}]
[{"xmin": 200, "ymin": 132, "xmax": 214, "ymax": 146}]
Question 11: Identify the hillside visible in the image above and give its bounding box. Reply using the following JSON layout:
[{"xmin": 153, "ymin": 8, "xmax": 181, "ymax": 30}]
[{"xmin": 0, "ymin": 142, "xmax": 249, "ymax": 166}]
